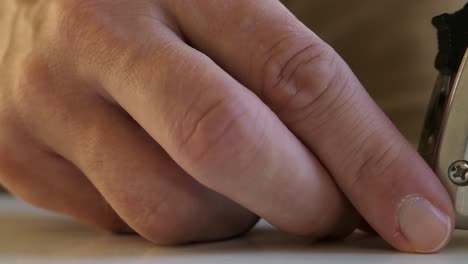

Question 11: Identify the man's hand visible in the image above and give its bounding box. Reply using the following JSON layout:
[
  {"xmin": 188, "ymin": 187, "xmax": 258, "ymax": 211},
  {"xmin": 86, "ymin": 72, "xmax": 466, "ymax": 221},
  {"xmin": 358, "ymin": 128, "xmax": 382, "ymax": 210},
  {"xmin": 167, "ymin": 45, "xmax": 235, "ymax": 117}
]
[{"xmin": 0, "ymin": 0, "xmax": 454, "ymax": 252}]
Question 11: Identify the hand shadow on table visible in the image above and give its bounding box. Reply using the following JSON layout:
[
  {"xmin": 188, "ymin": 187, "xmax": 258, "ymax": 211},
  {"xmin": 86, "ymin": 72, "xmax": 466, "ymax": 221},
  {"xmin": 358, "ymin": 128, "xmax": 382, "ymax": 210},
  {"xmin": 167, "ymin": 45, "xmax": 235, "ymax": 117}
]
[{"xmin": 1, "ymin": 203, "xmax": 467, "ymax": 260}]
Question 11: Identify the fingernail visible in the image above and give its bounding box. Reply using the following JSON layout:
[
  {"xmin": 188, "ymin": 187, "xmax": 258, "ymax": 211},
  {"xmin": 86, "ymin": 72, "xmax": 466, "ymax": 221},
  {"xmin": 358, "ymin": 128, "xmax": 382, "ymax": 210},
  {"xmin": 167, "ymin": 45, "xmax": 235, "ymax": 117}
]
[{"xmin": 398, "ymin": 194, "xmax": 451, "ymax": 253}]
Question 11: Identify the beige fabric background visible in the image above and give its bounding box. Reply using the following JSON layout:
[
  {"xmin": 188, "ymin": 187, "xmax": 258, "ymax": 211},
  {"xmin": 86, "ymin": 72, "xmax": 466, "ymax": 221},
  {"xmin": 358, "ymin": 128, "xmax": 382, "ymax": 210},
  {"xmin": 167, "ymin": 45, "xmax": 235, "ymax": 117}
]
[{"xmin": 283, "ymin": 0, "xmax": 466, "ymax": 145}]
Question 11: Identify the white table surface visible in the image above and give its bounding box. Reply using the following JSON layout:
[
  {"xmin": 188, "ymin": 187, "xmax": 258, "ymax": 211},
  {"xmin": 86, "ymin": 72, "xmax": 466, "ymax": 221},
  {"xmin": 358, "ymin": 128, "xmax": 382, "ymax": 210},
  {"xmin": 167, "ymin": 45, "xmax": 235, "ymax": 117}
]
[{"xmin": 1, "ymin": 194, "xmax": 468, "ymax": 264}]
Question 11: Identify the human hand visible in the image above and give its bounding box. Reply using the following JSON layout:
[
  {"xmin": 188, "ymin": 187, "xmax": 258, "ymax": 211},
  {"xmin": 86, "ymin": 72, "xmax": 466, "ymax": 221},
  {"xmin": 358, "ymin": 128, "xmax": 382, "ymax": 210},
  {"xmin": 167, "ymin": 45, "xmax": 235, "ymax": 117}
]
[{"xmin": 0, "ymin": 0, "xmax": 454, "ymax": 252}]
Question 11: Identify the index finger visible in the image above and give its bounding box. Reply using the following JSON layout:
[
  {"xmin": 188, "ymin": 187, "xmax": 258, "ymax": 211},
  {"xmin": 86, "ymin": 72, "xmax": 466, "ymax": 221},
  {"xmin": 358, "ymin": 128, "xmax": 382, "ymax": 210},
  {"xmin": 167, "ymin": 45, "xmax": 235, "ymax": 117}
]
[
  {"xmin": 168, "ymin": 0, "xmax": 455, "ymax": 252},
  {"xmin": 77, "ymin": 15, "xmax": 356, "ymax": 237}
]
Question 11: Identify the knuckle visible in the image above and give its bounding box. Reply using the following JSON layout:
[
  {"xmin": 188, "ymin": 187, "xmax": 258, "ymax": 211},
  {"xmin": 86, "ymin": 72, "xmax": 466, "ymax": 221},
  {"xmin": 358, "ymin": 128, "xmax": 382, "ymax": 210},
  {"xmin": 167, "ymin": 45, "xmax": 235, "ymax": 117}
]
[
  {"xmin": 13, "ymin": 55, "xmax": 57, "ymax": 121},
  {"xmin": 118, "ymin": 191, "xmax": 193, "ymax": 245},
  {"xmin": 54, "ymin": 0, "xmax": 101, "ymax": 38},
  {"xmin": 261, "ymin": 38, "xmax": 334, "ymax": 104},
  {"xmin": 14, "ymin": 54, "xmax": 90, "ymax": 137},
  {"xmin": 126, "ymin": 194, "xmax": 258, "ymax": 245},
  {"xmin": 124, "ymin": 202, "xmax": 188, "ymax": 245},
  {"xmin": 173, "ymin": 95, "xmax": 264, "ymax": 178},
  {"xmin": 53, "ymin": 0, "xmax": 125, "ymax": 66},
  {"xmin": 53, "ymin": 0, "xmax": 94, "ymax": 46},
  {"xmin": 54, "ymin": 0, "xmax": 160, "ymax": 64},
  {"xmin": 272, "ymin": 189, "xmax": 355, "ymax": 238},
  {"xmin": 261, "ymin": 37, "xmax": 350, "ymax": 124},
  {"xmin": 18, "ymin": 56, "xmax": 52, "ymax": 96}
]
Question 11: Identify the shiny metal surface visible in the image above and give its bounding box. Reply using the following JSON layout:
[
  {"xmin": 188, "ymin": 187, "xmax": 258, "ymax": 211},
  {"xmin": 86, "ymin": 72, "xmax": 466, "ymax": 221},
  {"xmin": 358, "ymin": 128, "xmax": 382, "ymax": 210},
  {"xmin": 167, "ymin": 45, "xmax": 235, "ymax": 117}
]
[
  {"xmin": 433, "ymin": 50, "xmax": 468, "ymax": 228},
  {"xmin": 419, "ymin": 74, "xmax": 453, "ymax": 166}
]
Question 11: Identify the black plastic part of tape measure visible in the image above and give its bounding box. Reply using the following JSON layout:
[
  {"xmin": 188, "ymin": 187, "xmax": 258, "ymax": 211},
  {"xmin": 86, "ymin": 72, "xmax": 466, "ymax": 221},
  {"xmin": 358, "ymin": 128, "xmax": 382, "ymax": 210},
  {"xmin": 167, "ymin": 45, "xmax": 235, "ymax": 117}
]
[{"xmin": 433, "ymin": 3, "xmax": 468, "ymax": 74}]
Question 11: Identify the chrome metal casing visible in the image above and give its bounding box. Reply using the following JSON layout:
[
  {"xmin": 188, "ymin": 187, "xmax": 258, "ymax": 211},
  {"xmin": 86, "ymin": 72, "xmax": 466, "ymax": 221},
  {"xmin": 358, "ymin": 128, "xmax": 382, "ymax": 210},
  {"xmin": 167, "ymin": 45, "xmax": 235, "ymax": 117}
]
[{"xmin": 420, "ymin": 49, "xmax": 468, "ymax": 228}]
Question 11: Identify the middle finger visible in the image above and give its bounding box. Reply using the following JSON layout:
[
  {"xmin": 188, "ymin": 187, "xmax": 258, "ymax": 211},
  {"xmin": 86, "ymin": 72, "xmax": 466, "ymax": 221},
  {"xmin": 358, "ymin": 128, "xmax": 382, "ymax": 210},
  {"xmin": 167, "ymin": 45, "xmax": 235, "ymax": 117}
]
[{"xmin": 88, "ymin": 19, "xmax": 357, "ymax": 236}]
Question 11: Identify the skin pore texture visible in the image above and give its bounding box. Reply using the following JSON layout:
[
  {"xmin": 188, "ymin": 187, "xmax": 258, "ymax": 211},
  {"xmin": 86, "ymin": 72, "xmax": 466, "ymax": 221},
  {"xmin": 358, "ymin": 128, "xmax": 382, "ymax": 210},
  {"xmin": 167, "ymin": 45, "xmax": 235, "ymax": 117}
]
[{"xmin": 0, "ymin": 0, "xmax": 456, "ymax": 253}]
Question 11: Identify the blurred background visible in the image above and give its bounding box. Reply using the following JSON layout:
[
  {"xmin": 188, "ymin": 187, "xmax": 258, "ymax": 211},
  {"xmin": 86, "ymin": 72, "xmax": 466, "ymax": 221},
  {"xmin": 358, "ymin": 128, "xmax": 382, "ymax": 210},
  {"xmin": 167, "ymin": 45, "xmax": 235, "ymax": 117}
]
[{"xmin": 283, "ymin": 0, "xmax": 466, "ymax": 145}]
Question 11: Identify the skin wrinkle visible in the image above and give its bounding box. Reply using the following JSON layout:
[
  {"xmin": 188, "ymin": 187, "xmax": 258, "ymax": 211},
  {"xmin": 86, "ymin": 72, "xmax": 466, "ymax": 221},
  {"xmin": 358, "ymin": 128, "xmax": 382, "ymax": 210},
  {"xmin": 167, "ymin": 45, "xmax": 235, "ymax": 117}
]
[
  {"xmin": 350, "ymin": 130, "xmax": 401, "ymax": 191},
  {"xmin": 177, "ymin": 97, "xmax": 231, "ymax": 156},
  {"xmin": 260, "ymin": 37, "xmax": 321, "ymax": 103},
  {"xmin": 155, "ymin": 0, "xmax": 456, "ymax": 248},
  {"xmin": 349, "ymin": 132, "xmax": 400, "ymax": 190},
  {"xmin": 320, "ymin": 108, "xmax": 372, "ymax": 176},
  {"xmin": 99, "ymin": 37, "xmax": 184, "ymax": 128},
  {"xmin": 177, "ymin": 84, "xmax": 207, "ymax": 143},
  {"xmin": 260, "ymin": 38, "xmax": 314, "ymax": 92},
  {"xmin": 270, "ymin": 44, "xmax": 326, "ymax": 113},
  {"xmin": 160, "ymin": 53, "xmax": 223, "ymax": 145},
  {"xmin": 221, "ymin": 106, "xmax": 267, "ymax": 183},
  {"xmin": 284, "ymin": 60, "xmax": 354, "ymax": 136},
  {"xmin": 286, "ymin": 63, "xmax": 348, "ymax": 127},
  {"xmin": 258, "ymin": 33, "xmax": 301, "ymax": 99},
  {"xmin": 0, "ymin": 0, "xmax": 458, "ymax": 250},
  {"xmin": 183, "ymin": 100, "xmax": 253, "ymax": 168}
]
